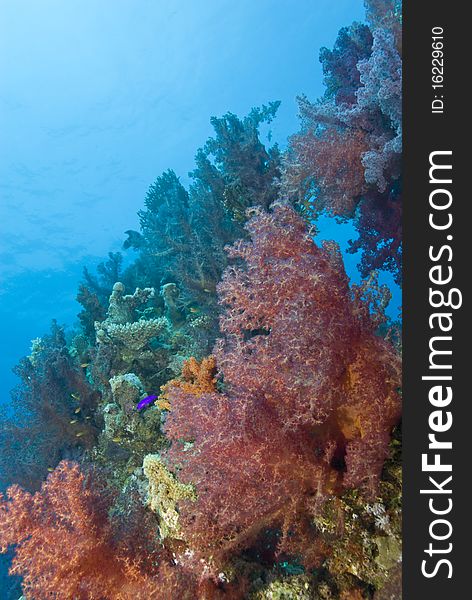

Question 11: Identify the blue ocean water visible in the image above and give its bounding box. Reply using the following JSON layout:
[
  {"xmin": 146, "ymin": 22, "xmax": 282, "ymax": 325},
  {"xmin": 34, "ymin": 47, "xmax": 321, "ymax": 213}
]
[{"xmin": 0, "ymin": 0, "xmax": 397, "ymax": 415}]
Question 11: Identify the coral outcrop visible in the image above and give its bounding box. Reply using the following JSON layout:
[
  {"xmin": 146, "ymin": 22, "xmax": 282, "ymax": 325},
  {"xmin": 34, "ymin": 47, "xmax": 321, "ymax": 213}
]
[{"xmin": 143, "ymin": 454, "xmax": 196, "ymax": 539}]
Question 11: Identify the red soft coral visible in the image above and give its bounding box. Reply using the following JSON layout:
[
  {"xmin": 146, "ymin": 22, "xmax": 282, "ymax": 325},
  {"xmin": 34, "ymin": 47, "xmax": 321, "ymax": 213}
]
[
  {"xmin": 164, "ymin": 204, "xmax": 401, "ymax": 569},
  {"xmin": 0, "ymin": 461, "xmax": 161, "ymax": 599}
]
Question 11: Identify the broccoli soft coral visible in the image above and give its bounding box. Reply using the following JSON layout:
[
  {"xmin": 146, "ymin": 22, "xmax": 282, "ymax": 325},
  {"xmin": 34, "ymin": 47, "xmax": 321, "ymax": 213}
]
[
  {"xmin": 0, "ymin": 461, "xmax": 162, "ymax": 600},
  {"xmin": 163, "ymin": 204, "xmax": 401, "ymax": 570},
  {"xmin": 283, "ymin": 0, "xmax": 402, "ymax": 283}
]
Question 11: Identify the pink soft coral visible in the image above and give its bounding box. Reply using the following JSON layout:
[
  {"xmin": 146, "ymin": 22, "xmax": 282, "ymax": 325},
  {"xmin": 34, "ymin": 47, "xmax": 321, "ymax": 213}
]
[
  {"xmin": 282, "ymin": 1, "xmax": 402, "ymax": 282},
  {"xmin": 164, "ymin": 204, "xmax": 401, "ymax": 567}
]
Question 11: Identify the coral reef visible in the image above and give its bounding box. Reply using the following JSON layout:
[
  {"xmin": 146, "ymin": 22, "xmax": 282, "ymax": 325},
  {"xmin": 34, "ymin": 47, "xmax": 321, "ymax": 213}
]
[
  {"xmin": 0, "ymin": 3, "xmax": 403, "ymax": 597},
  {"xmin": 0, "ymin": 322, "xmax": 100, "ymax": 492},
  {"xmin": 109, "ymin": 373, "xmax": 145, "ymax": 412},
  {"xmin": 143, "ymin": 454, "xmax": 196, "ymax": 539},
  {"xmin": 0, "ymin": 461, "xmax": 162, "ymax": 599},
  {"xmin": 92, "ymin": 282, "xmax": 170, "ymax": 385},
  {"xmin": 160, "ymin": 355, "xmax": 217, "ymax": 406}
]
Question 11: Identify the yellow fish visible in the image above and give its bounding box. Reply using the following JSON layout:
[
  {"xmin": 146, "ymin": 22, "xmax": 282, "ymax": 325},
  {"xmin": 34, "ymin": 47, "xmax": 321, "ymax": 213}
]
[
  {"xmin": 112, "ymin": 437, "xmax": 122, "ymax": 443},
  {"xmin": 75, "ymin": 431, "xmax": 86, "ymax": 438},
  {"xmin": 80, "ymin": 362, "xmax": 90, "ymax": 368},
  {"xmin": 47, "ymin": 467, "xmax": 54, "ymax": 472},
  {"xmin": 69, "ymin": 419, "xmax": 78, "ymax": 424},
  {"xmin": 74, "ymin": 407, "xmax": 81, "ymax": 414}
]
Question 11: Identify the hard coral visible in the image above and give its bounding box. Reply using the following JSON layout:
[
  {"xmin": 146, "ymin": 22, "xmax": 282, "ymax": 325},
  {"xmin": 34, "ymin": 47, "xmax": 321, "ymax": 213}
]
[
  {"xmin": 91, "ymin": 282, "xmax": 172, "ymax": 391},
  {"xmin": 95, "ymin": 282, "xmax": 167, "ymax": 362},
  {"xmin": 143, "ymin": 454, "xmax": 196, "ymax": 540},
  {"xmin": 163, "ymin": 204, "xmax": 401, "ymax": 569}
]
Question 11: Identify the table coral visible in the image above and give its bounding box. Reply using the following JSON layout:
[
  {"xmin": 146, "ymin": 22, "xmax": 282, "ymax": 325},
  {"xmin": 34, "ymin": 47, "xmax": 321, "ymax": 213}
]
[
  {"xmin": 92, "ymin": 282, "xmax": 172, "ymax": 389},
  {"xmin": 160, "ymin": 356, "xmax": 217, "ymax": 407}
]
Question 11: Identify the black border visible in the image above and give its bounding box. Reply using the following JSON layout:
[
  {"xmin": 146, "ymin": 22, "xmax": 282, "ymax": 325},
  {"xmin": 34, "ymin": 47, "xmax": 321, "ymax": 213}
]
[{"xmin": 403, "ymin": 2, "xmax": 467, "ymax": 596}]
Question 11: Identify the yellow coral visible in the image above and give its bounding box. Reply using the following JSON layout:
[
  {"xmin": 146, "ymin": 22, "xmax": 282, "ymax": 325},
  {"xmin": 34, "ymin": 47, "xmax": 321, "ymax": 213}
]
[{"xmin": 142, "ymin": 454, "xmax": 196, "ymax": 539}]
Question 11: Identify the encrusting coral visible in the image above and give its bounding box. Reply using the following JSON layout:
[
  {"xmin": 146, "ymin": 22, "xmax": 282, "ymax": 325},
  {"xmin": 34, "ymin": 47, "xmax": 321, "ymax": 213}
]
[{"xmin": 143, "ymin": 454, "xmax": 197, "ymax": 540}]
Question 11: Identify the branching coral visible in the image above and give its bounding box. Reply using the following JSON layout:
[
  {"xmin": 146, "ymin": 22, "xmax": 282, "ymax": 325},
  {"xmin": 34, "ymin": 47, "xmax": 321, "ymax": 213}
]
[
  {"xmin": 163, "ymin": 205, "xmax": 401, "ymax": 572},
  {"xmin": 0, "ymin": 322, "xmax": 100, "ymax": 492},
  {"xmin": 191, "ymin": 103, "xmax": 282, "ymax": 223},
  {"xmin": 120, "ymin": 106, "xmax": 282, "ymax": 358}
]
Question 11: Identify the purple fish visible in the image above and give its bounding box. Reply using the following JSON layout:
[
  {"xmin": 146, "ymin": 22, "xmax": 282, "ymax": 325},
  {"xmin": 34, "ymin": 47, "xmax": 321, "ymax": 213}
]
[{"xmin": 137, "ymin": 395, "xmax": 158, "ymax": 410}]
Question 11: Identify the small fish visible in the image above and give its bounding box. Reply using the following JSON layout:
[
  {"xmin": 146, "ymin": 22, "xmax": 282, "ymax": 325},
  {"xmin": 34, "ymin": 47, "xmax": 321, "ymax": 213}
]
[
  {"xmin": 203, "ymin": 289, "xmax": 212, "ymax": 293},
  {"xmin": 85, "ymin": 416, "xmax": 92, "ymax": 420},
  {"xmin": 112, "ymin": 437, "xmax": 122, "ymax": 443},
  {"xmin": 74, "ymin": 407, "xmax": 81, "ymax": 414},
  {"xmin": 80, "ymin": 362, "xmax": 90, "ymax": 368},
  {"xmin": 189, "ymin": 307, "xmax": 200, "ymax": 313},
  {"xmin": 47, "ymin": 467, "xmax": 54, "ymax": 472},
  {"xmin": 75, "ymin": 431, "xmax": 86, "ymax": 438},
  {"xmin": 69, "ymin": 419, "xmax": 78, "ymax": 424},
  {"xmin": 136, "ymin": 395, "xmax": 158, "ymax": 410},
  {"xmin": 71, "ymin": 393, "xmax": 80, "ymax": 400}
]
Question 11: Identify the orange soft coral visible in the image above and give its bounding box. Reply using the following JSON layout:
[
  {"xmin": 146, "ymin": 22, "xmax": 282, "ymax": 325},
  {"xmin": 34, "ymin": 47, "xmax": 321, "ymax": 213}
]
[
  {"xmin": 0, "ymin": 461, "xmax": 161, "ymax": 599},
  {"xmin": 159, "ymin": 356, "xmax": 217, "ymax": 409}
]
